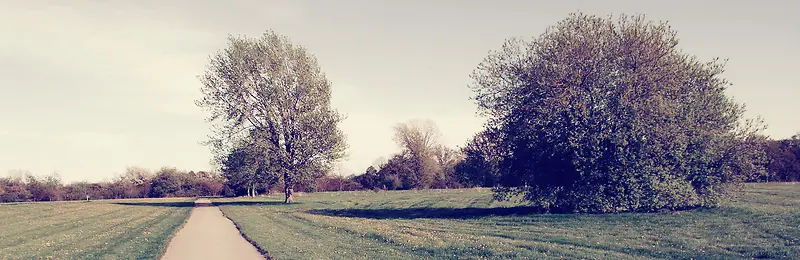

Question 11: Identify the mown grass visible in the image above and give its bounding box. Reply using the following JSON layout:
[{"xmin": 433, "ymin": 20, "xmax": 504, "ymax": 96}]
[
  {"xmin": 0, "ymin": 198, "xmax": 192, "ymax": 259},
  {"xmin": 216, "ymin": 183, "xmax": 799, "ymax": 260}
]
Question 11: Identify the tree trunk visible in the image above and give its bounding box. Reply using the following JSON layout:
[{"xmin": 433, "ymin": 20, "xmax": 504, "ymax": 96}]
[
  {"xmin": 284, "ymin": 185, "xmax": 294, "ymax": 203},
  {"xmin": 252, "ymin": 183, "xmax": 257, "ymax": 197},
  {"xmin": 284, "ymin": 169, "xmax": 294, "ymax": 203}
]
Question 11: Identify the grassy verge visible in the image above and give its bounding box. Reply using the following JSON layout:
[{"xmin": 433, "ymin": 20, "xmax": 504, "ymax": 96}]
[
  {"xmin": 0, "ymin": 198, "xmax": 193, "ymax": 259},
  {"xmin": 216, "ymin": 183, "xmax": 799, "ymax": 259}
]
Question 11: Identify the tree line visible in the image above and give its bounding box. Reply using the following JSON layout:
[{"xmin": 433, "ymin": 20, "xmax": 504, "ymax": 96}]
[
  {"xmin": 2, "ymin": 130, "xmax": 796, "ymax": 203},
  {"xmin": 0, "ymin": 167, "xmax": 225, "ymax": 203}
]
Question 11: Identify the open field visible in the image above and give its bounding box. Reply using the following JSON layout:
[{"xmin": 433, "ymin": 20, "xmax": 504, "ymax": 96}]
[
  {"xmin": 216, "ymin": 183, "xmax": 800, "ymax": 260},
  {"xmin": 0, "ymin": 198, "xmax": 192, "ymax": 259}
]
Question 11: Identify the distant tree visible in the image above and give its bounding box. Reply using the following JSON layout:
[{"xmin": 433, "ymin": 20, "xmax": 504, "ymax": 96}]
[
  {"xmin": 196, "ymin": 171, "xmax": 226, "ymax": 196},
  {"xmin": 470, "ymin": 13, "xmax": 766, "ymax": 212},
  {"xmin": 455, "ymin": 128, "xmax": 506, "ymax": 187},
  {"xmin": 119, "ymin": 166, "xmax": 153, "ymax": 198},
  {"xmin": 106, "ymin": 180, "xmax": 127, "ymax": 199},
  {"xmin": 221, "ymin": 142, "xmax": 278, "ymax": 197},
  {"xmin": 353, "ymin": 166, "xmax": 381, "ymax": 190},
  {"xmin": 313, "ymin": 175, "xmax": 363, "ymax": 192},
  {"xmin": 0, "ymin": 176, "xmax": 31, "ymax": 202},
  {"xmin": 25, "ymin": 173, "xmax": 63, "ymax": 201},
  {"xmin": 88, "ymin": 183, "xmax": 108, "ymax": 200},
  {"xmin": 431, "ymin": 145, "xmax": 464, "ymax": 189},
  {"xmin": 392, "ymin": 119, "xmax": 443, "ymax": 189},
  {"xmin": 63, "ymin": 182, "xmax": 91, "ymax": 201},
  {"xmin": 197, "ymin": 31, "xmax": 347, "ymax": 203},
  {"xmin": 762, "ymin": 135, "xmax": 800, "ymax": 182},
  {"xmin": 149, "ymin": 167, "xmax": 185, "ymax": 198},
  {"xmin": 377, "ymin": 153, "xmax": 417, "ymax": 190}
]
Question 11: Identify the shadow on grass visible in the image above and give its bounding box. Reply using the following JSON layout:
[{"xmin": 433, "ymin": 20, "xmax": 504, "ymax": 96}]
[
  {"xmin": 308, "ymin": 206, "xmax": 555, "ymax": 220},
  {"xmin": 214, "ymin": 201, "xmax": 296, "ymax": 206},
  {"xmin": 112, "ymin": 200, "xmax": 295, "ymax": 208}
]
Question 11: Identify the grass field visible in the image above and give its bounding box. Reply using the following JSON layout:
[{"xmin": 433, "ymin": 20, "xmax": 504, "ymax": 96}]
[
  {"xmin": 0, "ymin": 198, "xmax": 192, "ymax": 259},
  {"xmin": 216, "ymin": 183, "xmax": 800, "ymax": 260}
]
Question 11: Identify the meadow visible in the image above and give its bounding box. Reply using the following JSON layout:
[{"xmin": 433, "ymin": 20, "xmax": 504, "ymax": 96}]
[
  {"xmin": 0, "ymin": 198, "xmax": 192, "ymax": 259},
  {"xmin": 0, "ymin": 184, "xmax": 797, "ymax": 259},
  {"xmin": 217, "ymin": 183, "xmax": 800, "ymax": 260}
]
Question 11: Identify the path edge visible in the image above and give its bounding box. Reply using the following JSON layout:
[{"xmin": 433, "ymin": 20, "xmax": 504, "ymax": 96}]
[
  {"xmin": 214, "ymin": 201, "xmax": 273, "ymax": 260},
  {"xmin": 157, "ymin": 199, "xmax": 195, "ymax": 260}
]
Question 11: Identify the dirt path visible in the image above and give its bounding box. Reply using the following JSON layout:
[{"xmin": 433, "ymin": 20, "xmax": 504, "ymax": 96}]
[{"xmin": 161, "ymin": 198, "xmax": 264, "ymax": 260}]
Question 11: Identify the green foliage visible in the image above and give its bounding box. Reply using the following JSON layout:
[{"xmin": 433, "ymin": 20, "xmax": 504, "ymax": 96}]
[{"xmin": 470, "ymin": 13, "xmax": 766, "ymax": 213}]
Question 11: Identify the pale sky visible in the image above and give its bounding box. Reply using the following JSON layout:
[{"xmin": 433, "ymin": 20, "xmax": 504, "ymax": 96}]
[{"xmin": 1, "ymin": 0, "xmax": 798, "ymax": 182}]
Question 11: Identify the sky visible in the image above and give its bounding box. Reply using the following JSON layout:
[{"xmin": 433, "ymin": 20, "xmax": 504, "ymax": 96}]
[{"xmin": 0, "ymin": 0, "xmax": 798, "ymax": 182}]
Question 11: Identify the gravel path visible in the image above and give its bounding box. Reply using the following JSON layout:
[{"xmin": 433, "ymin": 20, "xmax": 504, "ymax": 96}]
[{"xmin": 161, "ymin": 198, "xmax": 264, "ymax": 260}]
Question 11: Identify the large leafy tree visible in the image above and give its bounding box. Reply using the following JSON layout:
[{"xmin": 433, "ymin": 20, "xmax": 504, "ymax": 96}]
[
  {"xmin": 470, "ymin": 13, "xmax": 765, "ymax": 212},
  {"xmin": 197, "ymin": 31, "xmax": 347, "ymax": 203}
]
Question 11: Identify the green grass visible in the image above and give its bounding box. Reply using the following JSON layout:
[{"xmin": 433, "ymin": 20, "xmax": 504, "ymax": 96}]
[
  {"xmin": 216, "ymin": 183, "xmax": 800, "ymax": 260},
  {"xmin": 0, "ymin": 198, "xmax": 192, "ymax": 260}
]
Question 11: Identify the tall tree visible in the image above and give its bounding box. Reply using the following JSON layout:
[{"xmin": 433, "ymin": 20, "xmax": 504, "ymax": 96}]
[
  {"xmin": 197, "ymin": 31, "xmax": 347, "ymax": 203},
  {"xmin": 470, "ymin": 13, "xmax": 765, "ymax": 212}
]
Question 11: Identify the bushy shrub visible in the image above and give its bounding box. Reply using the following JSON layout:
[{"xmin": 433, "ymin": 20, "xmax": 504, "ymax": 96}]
[{"xmin": 471, "ymin": 13, "xmax": 765, "ymax": 213}]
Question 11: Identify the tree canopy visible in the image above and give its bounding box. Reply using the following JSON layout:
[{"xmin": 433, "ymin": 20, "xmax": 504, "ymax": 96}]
[{"xmin": 469, "ymin": 13, "xmax": 766, "ymax": 213}]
